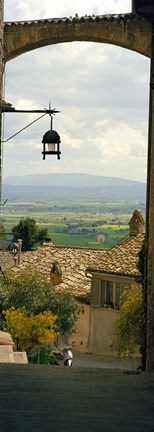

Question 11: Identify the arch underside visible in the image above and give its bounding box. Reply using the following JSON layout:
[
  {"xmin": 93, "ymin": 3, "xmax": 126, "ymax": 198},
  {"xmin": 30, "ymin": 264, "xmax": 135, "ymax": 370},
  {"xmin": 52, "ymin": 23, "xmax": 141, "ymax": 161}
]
[{"xmin": 4, "ymin": 13, "xmax": 151, "ymax": 62}]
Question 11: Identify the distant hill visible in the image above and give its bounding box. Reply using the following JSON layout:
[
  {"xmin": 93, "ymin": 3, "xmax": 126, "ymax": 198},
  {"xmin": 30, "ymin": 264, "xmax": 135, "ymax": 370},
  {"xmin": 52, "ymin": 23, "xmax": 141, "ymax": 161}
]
[
  {"xmin": 3, "ymin": 173, "xmax": 146, "ymax": 202},
  {"xmin": 4, "ymin": 172, "xmax": 145, "ymax": 188}
]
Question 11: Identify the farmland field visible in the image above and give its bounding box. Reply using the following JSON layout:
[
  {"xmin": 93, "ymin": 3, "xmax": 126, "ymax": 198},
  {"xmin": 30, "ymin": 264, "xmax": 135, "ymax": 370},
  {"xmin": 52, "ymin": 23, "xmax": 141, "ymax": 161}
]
[{"xmin": 1, "ymin": 197, "xmax": 144, "ymax": 248}]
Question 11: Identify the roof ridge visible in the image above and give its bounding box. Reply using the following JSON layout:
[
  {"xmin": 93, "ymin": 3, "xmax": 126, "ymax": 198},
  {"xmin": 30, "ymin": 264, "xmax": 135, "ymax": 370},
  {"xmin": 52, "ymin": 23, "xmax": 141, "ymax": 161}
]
[
  {"xmin": 4, "ymin": 12, "xmax": 137, "ymax": 27},
  {"xmin": 35, "ymin": 244, "xmax": 107, "ymax": 252}
]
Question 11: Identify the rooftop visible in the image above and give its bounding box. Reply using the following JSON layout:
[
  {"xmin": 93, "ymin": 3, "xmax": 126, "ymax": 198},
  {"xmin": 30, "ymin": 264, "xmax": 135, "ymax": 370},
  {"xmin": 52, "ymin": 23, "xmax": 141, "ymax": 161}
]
[
  {"xmin": 11, "ymin": 245, "xmax": 107, "ymax": 302},
  {"xmin": 4, "ymin": 13, "xmax": 139, "ymax": 27},
  {"xmin": 86, "ymin": 233, "xmax": 144, "ymax": 277}
]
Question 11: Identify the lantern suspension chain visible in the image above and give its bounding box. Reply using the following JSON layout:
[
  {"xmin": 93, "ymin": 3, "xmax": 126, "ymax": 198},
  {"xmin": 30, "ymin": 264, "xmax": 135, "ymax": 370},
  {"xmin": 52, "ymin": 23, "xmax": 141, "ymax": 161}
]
[
  {"xmin": 48, "ymin": 102, "xmax": 53, "ymax": 130},
  {"xmin": 50, "ymin": 113, "xmax": 53, "ymax": 130}
]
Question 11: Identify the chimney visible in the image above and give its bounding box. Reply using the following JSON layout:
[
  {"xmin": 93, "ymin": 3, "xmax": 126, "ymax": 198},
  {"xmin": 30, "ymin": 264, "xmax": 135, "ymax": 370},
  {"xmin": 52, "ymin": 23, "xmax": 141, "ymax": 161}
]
[
  {"xmin": 50, "ymin": 261, "xmax": 62, "ymax": 286},
  {"xmin": 129, "ymin": 210, "xmax": 145, "ymax": 236},
  {"xmin": 17, "ymin": 239, "xmax": 22, "ymax": 265}
]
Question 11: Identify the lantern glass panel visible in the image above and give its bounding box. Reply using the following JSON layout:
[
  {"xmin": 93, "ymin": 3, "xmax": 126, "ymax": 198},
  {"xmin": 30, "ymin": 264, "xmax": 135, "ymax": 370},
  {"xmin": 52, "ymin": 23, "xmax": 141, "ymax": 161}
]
[{"xmin": 48, "ymin": 143, "xmax": 56, "ymax": 152}]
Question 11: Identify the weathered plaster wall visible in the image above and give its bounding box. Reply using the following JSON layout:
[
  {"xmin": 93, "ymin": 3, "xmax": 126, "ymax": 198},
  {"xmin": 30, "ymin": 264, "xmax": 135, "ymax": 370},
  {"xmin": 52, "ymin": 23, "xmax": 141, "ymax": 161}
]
[
  {"xmin": 70, "ymin": 304, "xmax": 118, "ymax": 356},
  {"xmin": 70, "ymin": 304, "xmax": 90, "ymax": 353},
  {"xmin": 88, "ymin": 307, "xmax": 118, "ymax": 355}
]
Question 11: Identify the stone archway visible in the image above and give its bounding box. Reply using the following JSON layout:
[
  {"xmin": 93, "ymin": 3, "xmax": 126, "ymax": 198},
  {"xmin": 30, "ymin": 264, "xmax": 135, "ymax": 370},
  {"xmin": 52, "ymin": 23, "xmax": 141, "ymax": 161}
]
[{"xmin": 3, "ymin": 14, "xmax": 151, "ymax": 62}]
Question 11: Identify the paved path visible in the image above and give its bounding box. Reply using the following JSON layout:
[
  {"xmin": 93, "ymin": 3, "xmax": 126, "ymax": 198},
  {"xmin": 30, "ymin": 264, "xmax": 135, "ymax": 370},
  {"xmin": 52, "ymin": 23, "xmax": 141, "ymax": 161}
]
[
  {"xmin": 73, "ymin": 352, "xmax": 138, "ymax": 369},
  {"xmin": 0, "ymin": 364, "xmax": 154, "ymax": 432}
]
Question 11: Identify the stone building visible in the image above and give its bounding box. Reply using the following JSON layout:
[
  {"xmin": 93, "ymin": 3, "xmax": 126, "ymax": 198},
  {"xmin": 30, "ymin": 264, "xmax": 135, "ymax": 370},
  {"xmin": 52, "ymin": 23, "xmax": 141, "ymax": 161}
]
[{"xmin": 9, "ymin": 210, "xmax": 144, "ymax": 356}]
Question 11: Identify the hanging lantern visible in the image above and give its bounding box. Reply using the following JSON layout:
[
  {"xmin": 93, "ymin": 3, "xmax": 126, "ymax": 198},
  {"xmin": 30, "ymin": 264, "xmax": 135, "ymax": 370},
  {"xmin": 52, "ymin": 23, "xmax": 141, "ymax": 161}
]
[
  {"xmin": 42, "ymin": 110, "xmax": 61, "ymax": 160},
  {"xmin": 42, "ymin": 129, "xmax": 61, "ymax": 160}
]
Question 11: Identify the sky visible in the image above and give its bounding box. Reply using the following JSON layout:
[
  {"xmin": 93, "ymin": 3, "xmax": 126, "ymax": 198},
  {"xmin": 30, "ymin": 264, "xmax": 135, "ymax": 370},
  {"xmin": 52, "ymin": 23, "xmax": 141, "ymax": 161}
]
[{"xmin": 2, "ymin": 0, "xmax": 150, "ymax": 182}]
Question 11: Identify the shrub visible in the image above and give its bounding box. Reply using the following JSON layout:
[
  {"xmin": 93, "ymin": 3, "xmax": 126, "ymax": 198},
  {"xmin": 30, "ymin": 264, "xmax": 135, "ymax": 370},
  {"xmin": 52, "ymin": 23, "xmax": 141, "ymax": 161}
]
[
  {"xmin": 0, "ymin": 270, "xmax": 81, "ymax": 336},
  {"xmin": 3, "ymin": 307, "xmax": 58, "ymax": 352},
  {"xmin": 115, "ymin": 284, "xmax": 145, "ymax": 359},
  {"xmin": 29, "ymin": 345, "xmax": 57, "ymax": 365}
]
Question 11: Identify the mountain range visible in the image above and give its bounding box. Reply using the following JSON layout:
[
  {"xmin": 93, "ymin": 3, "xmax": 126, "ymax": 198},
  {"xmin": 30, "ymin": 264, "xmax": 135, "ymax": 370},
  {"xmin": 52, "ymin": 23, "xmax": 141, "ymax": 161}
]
[
  {"xmin": 3, "ymin": 173, "xmax": 146, "ymax": 202},
  {"xmin": 4, "ymin": 173, "xmax": 145, "ymax": 188}
]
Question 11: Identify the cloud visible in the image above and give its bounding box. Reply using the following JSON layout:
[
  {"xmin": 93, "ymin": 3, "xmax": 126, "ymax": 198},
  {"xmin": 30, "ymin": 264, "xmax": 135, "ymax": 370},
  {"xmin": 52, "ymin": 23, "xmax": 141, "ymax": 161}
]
[
  {"xmin": 2, "ymin": 0, "xmax": 149, "ymax": 182},
  {"xmin": 4, "ymin": 0, "xmax": 132, "ymax": 21}
]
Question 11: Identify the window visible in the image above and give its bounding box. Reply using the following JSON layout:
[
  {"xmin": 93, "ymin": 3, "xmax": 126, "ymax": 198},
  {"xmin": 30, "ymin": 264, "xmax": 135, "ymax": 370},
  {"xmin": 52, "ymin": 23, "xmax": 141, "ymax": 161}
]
[
  {"xmin": 91, "ymin": 278, "xmax": 131, "ymax": 309},
  {"xmin": 106, "ymin": 281, "xmax": 113, "ymax": 306}
]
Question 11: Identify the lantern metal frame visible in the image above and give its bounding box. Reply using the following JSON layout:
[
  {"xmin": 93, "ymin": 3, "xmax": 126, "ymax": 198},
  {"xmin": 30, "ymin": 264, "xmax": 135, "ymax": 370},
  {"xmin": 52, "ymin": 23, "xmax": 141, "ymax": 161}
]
[{"xmin": 42, "ymin": 111, "xmax": 61, "ymax": 160}]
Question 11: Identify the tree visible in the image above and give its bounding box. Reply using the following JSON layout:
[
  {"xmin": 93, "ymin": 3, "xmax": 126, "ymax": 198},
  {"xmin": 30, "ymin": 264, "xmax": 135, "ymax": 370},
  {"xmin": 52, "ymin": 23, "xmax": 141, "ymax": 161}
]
[
  {"xmin": 115, "ymin": 284, "xmax": 145, "ymax": 362},
  {"xmin": 12, "ymin": 218, "xmax": 48, "ymax": 251},
  {"xmin": 0, "ymin": 270, "xmax": 81, "ymax": 335},
  {"xmin": 115, "ymin": 243, "xmax": 147, "ymax": 370}
]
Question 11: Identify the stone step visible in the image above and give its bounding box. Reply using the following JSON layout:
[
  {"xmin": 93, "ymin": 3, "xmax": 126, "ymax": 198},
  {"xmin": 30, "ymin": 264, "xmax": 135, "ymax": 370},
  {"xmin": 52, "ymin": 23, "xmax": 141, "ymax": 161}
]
[{"xmin": 0, "ymin": 345, "xmax": 28, "ymax": 364}]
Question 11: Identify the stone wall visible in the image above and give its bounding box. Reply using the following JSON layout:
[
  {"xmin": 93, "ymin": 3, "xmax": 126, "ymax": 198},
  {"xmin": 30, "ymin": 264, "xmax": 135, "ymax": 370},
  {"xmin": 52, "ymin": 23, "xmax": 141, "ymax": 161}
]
[
  {"xmin": 0, "ymin": 0, "xmax": 4, "ymax": 107},
  {"xmin": 0, "ymin": 0, "xmax": 4, "ymax": 205}
]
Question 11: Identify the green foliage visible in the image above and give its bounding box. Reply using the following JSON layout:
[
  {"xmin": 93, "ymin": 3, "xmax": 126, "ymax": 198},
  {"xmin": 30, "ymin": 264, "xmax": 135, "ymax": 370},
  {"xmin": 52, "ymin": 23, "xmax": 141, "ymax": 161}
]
[
  {"xmin": 0, "ymin": 270, "xmax": 49, "ymax": 312},
  {"xmin": 36, "ymin": 227, "xmax": 48, "ymax": 244},
  {"xmin": 0, "ymin": 270, "xmax": 81, "ymax": 335},
  {"xmin": 29, "ymin": 345, "xmax": 57, "ymax": 364},
  {"xmin": 135, "ymin": 242, "xmax": 146, "ymax": 370},
  {"xmin": 12, "ymin": 218, "xmax": 48, "ymax": 251},
  {"xmin": 0, "ymin": 223, "xmax": 6, "ymax": 240},
  {"xmin": 116, "ymin": 243, "xmax": 146, "ymax": 370},
  {"xmin": 44, "ymin": 289, "xmax": 81, "ymax": 335},
  {"xmin": 116, "ymin": 285, "xmax": 145, "ymax": 359}
]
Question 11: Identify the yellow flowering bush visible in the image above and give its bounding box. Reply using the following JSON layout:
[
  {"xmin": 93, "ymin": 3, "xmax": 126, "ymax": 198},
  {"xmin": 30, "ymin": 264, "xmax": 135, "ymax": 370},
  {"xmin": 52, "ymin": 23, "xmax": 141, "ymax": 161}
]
[
  {"xmin": 115, "ymin": 284, "xmax": 145, "ymax": 358},
  {"xmin": 0, "ymin": 270, "xmax": 81, "ymax": 335},
  {"xmin": 3, "ymin": 307, "xmax": 58, "ymax": 351}
]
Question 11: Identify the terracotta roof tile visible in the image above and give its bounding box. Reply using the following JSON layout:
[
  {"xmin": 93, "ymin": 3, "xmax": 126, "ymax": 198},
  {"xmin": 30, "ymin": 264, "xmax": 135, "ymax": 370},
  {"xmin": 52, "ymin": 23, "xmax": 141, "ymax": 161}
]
[
  {"xmin": 8, "ymin": 232, "xmax": 144, "ymax": 301},
  {"xmin": 4, "ymin": 13, "xmax": 136, "ymax": 27},
  {"xmin": 86, "ymin": 234, "xmax": 144, "ymax": 277},
  {"xmin": 11, "ymin": 245, "xmax": 107, "ymax": 301}
]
